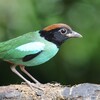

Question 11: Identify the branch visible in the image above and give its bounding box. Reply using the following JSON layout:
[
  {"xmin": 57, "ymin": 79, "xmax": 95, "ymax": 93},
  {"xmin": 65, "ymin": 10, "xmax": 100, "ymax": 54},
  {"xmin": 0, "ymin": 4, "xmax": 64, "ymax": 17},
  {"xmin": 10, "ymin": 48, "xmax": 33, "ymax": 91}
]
[{"xmin": 0, "ymin": 83, "xmax": 100, "ymax": 100}]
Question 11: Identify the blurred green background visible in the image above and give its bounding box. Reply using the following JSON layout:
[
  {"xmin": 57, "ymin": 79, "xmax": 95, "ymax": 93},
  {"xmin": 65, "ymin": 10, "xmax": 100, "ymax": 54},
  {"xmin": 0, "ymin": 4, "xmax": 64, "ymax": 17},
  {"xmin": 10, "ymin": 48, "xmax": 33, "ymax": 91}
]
[{"xmin": 0, "ymin": 0, "xmax": 100, "ymax": 86}]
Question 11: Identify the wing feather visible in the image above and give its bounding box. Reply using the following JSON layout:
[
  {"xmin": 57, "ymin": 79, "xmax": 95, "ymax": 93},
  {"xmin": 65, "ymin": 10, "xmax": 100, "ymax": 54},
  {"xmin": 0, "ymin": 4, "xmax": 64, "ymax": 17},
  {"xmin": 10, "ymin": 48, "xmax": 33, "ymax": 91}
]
[
  {"xmin": 0, "ymin": 31, "xmax": 39, "ymax": 53},
  {"xmin": 2, "ymin": 42, "xmax": 45, "ymax": 59}
]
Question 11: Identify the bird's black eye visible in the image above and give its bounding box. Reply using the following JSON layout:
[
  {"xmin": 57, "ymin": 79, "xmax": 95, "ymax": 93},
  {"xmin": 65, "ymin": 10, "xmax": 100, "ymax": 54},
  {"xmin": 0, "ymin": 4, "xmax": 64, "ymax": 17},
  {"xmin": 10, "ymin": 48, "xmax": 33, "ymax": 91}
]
[{"xmin": 59, "ymin": 28, "xmax": 67, "ymax": 35}]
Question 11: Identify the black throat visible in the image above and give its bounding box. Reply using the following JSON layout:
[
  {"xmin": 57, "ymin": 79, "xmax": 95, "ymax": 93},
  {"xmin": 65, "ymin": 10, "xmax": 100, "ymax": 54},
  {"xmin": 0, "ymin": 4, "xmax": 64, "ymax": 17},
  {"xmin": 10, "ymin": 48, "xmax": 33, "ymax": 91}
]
[{"xmin": 39, "ymin": 28, "xmax": 67, "ymax": 47}]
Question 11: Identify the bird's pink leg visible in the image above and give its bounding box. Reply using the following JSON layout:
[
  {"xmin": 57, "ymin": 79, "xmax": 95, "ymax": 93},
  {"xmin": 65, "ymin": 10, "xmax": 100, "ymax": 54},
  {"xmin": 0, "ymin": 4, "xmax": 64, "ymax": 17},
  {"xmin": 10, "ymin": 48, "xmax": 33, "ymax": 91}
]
[
  {"xmin": 20, "ymin": 65, "xmax": 41, "ymax": 84},
  {"xmin": 10, "ymin": 65, "xmax": 42, "ymax": 90}
]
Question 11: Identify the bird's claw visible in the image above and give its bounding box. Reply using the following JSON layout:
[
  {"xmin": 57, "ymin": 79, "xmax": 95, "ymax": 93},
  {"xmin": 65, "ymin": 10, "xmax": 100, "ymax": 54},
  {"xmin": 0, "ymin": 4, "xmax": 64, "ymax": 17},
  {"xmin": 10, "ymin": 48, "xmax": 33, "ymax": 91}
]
[
  {"xmin": 21, "ymin": 81, "xmax": 44, "ymax": 91},
  {"xmin": 29, "ymin": 82, "xmax": 44, "ymax": 91}
]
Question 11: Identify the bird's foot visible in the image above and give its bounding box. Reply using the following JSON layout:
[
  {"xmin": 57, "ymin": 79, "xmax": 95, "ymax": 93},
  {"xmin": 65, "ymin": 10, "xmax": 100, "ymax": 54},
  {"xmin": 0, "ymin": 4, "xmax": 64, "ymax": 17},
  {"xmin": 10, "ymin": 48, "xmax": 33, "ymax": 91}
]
[
  {"xmin": 21, "ymin": 81, "xmax": 44, "ymax": 91},
  {"xmin": 30, "ymin": 82, "xmax": 44, "ymax": 90}
]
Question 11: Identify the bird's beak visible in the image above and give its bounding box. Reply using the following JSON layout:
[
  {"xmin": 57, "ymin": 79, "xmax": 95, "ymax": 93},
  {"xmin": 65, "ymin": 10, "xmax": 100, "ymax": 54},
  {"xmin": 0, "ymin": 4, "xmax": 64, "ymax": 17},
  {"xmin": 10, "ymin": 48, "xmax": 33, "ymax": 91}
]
[{"xmin": 66, "ymin": 31, "xmax": 82, "ymax": 38}]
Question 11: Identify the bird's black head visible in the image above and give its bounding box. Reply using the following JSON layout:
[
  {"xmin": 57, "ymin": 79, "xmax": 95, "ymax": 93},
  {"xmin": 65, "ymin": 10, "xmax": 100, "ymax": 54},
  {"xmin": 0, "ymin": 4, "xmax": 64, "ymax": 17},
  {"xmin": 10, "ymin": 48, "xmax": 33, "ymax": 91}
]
[{"xmin": 39, "ymin": 23, "xmax": 82, "ymax": 47}]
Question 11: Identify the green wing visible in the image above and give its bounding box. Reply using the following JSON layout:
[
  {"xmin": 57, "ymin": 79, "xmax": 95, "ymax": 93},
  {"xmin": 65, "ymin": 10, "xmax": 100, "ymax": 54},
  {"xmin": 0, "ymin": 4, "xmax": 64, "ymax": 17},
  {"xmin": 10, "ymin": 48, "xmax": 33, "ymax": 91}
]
[
  {"xmin": 3, "ymin": 42, "xmax": 45, "ymax": 59},
  {"xmin": 0, "ymin": 30, "xmax": 43, "ymax": 59}
]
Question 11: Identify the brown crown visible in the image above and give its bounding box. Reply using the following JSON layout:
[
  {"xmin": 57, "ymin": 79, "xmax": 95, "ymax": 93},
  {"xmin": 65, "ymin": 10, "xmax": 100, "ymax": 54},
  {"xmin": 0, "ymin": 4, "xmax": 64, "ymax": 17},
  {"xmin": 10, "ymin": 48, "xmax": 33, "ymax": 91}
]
[{"xmin": 43, "ymin": 23, "xmax": 71, "ymax": 31}]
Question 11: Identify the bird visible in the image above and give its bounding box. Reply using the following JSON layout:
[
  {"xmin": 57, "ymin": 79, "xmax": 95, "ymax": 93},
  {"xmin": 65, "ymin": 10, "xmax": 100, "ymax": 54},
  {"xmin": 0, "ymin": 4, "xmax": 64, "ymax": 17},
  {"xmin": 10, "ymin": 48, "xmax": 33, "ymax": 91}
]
[{"xmin": 0, "ymin": 23, "xmax": 82, "ymax": 89}]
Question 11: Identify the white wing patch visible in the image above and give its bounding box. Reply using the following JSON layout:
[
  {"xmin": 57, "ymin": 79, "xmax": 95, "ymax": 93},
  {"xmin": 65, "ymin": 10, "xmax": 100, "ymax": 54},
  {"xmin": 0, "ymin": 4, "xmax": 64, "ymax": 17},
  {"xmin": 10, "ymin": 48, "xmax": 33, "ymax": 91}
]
[{"xmin": 16, "ymin": 42, "xmax": 45, "ymax": 51}]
